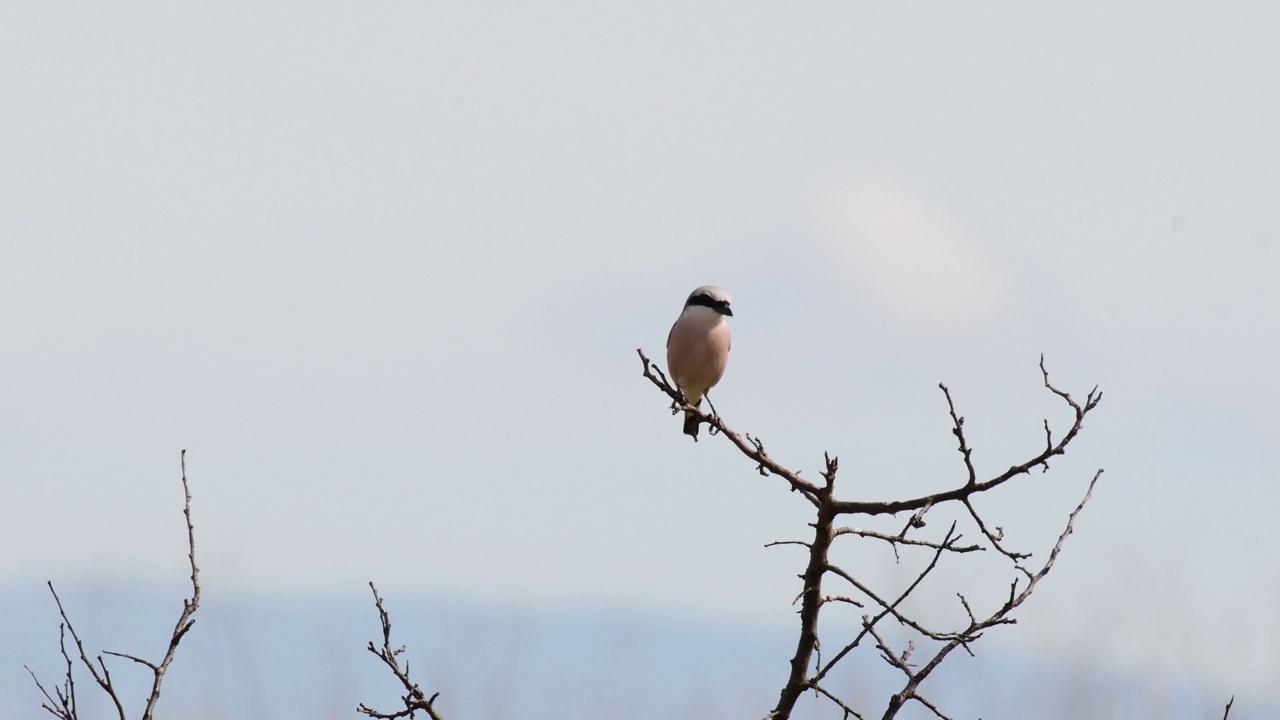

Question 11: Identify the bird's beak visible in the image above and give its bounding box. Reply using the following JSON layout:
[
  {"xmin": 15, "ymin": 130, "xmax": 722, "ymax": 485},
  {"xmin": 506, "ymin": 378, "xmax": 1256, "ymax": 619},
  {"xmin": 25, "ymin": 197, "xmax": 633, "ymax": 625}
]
[{"xmin": 721, "ymin": 306, "xmax": 733, "ymax": 317}]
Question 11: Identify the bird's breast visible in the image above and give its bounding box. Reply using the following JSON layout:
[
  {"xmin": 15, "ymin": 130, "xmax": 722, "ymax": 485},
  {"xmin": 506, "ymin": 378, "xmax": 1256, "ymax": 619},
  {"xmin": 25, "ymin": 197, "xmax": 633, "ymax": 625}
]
[{"xmin": 666, "ymin": 316, "xmax": 730, "ymax": 402}]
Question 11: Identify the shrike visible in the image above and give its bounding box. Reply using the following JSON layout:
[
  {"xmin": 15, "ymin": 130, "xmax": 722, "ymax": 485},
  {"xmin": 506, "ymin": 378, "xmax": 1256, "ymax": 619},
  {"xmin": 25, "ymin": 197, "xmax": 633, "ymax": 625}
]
[{"xmin": 666, "ymin": 285, "xmax": 733, "ymax": 439}]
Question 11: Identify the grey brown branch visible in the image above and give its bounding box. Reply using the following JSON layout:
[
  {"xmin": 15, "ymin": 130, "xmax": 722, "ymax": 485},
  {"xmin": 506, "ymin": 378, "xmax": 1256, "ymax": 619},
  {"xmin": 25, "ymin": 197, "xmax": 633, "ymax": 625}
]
[
  {"xmin": 357, "ymin": 582, "xmax": 447, "ymax": 720},
  {"xmin": 25, "ymin": 624, "xmax": 80, "ymax": 720},
  {"xmin": 26, "ymin": 450, "xmax": 201, "ymax": 720},
  {"xmin": 641, "ymin": 349, "xmax": 1103, "ymax": 720}
]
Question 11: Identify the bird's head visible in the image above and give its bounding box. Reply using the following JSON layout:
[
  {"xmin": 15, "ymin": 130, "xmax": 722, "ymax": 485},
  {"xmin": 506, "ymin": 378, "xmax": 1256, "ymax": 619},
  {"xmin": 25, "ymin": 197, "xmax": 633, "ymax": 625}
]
[{"xmin": 684, "ymin": 285, "xmax": 733, "ymax": 317}]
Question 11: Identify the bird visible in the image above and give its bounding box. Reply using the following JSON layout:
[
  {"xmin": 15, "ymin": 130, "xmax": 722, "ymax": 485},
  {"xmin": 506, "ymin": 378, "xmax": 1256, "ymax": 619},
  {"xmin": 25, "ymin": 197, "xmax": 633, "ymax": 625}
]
[{"xmin": 666, "ymin": 285, "xmax": 733, "ymax": 439}]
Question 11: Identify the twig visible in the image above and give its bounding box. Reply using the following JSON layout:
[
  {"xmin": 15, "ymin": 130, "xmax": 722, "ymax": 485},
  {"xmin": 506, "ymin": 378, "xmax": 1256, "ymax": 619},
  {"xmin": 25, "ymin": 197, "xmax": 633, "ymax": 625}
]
[
  {"xmin": 939, "ymin": 384, "xmax": 977, "ymax": 486},
  {"xmin": 40, "ymin": 585, "xmax": 126, "ymax": 720},
  {"xmin": 912, "ymin": 692, "xmax": 956, "ymax": 720},
  {"xmin": 639, "ymin": 350, "xmax": 1103, "ymax": 720},
  {"xmin": 357, "ymin": 583, "xmax": 447, "ymax": 720},
  {"xmin": 833, "ymin": 526, "xmax": 982, "ymax": 555},
  {"xmin": 806, "ymin": 681, "xmax": 866, "ymax": 720},
  {"xmin": 817, "ymin": 524, "xmax": 964, "ymax": 681},
  {"xmin": 139, "ymin": 449, "xmax": 202, "ymax": 719},
  {"xmin": 832, "ymin": 360, "xmax": 1100, "ymax": 516},
  {"xmin": 639, "ymin": 349, "xmax": 823, "ymax": 505},
  {"xmin": 878, "ymin": 469, "xmax": 1103, "ymax": 720},
  {"xmin": 24, "ymin": 623, "xmax": 79, "ymax": 720},
  {"xmin": 26, "ymin": 450, "xmax": 200, "ymax": 720},
  {"xmin": 962, "ymin": 496, "xmax": 1032, "ymax": 566}
]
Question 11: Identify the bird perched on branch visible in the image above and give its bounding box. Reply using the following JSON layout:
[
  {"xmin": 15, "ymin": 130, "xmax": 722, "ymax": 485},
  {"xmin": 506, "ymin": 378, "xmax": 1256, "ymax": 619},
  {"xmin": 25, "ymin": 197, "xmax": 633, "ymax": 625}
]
[{"xmin": 666, "ymin": 285, "xmax": 733, "ymax": 440}]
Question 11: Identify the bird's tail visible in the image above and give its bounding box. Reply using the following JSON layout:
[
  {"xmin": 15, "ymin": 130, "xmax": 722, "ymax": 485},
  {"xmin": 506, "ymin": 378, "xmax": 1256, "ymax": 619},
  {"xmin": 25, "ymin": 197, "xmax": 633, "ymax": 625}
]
[{"xmin": 683, "ymin": 401, "xmax": 702, "ymax": 440}]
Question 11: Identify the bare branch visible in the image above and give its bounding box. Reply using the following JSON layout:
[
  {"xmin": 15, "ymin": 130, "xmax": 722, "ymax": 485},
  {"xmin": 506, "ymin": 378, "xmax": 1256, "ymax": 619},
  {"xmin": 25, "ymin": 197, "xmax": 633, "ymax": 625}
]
[
  {"xmin": 137, "ymin": 449, "xmax": 202, "ymax": 720},
  {"xmin": 833, "ymin": 526, "xmax": 982, "ymax": 555},
  {"xmin": 832, "ymin": 359, "xmax": 1101, "ymax": 516},
  {"xmin": 357, "ymin": 583, "xmax": 447, "ymax": 720},
  {"xmin": 643, "ymin": 349, "xmax": 1102, "ymax": 520},
  {"xmin": 816, "ymin": 524, "xmax": 963, "ymax": 682},
  {"xmin": 939, "ymin": 384, "xmax": 977, "ymax": 487},
  {"xmin": 806, "ymin": 681, "xmax": 866, "ymax": 720},
  {"xmin": 101, "ymin": 651, "xmax": 159, "ymax": 671},
  {"xmin": 864, "ymin": 621, "xmax": 912, "ymax": 677},
  {"xmin": 639, "ymin": 350, "xmax": 1104, "ymax": 720},
  {"xmin": 911, "ymin": 692, "xmax": 956, "ymax": 720},
  {"xmin": 957, "ymin": 593, "xmax": 976, "ymax": 625},
  {"xmin": 27, "ymin": 450, "xmax": 200, "ymax": 720},
  {"xmin": 1014, "ymin": 469, "xmax": 1103, "ymax": 602},
  {"xmin": 25, "ymin": 665, "xmax": 65, "ymax": 720},
  {"xmin": 962, "ymin": 497, "xmax": 1032, "ymax": 566},
  {"xmin": 24, "ymin": 623, "xmax": 79, "ymax": 720},
  {"xmin": 42, "ymin": 584, "xmax": 126, "ymax": 720},
  {"xmin": 639, "ymin": 349, "xmax": 823, "ymax": 504},
  {"xmin": 764, "ymin": 540, "xmax": 812, "ymax": 549},
  {"xmin": 878, "ymin": 469, "xmax": 1104, "ymax": 720}
]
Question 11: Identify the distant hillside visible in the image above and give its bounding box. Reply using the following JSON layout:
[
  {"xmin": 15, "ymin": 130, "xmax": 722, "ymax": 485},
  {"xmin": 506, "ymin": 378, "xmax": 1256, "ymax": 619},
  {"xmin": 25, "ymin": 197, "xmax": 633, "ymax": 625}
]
[{"xmin": 1, "ymin": 581, "xmax": 1265, "ymax": 719}]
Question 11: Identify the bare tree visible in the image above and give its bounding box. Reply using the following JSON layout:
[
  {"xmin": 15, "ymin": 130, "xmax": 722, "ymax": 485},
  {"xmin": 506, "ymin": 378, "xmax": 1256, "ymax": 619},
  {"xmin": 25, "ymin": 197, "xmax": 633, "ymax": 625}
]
[
  {"xmin": 355, "ymin": 351, "xmax": 1105, "ymax": 712},
  {"xmin": 25, "ymin": 450, "xmax": 201, "ymax": 720},
  {"xmin": 637, "ymin": 349, "xmax": 1103, "ymax": 720},
  {"xmin": 25, "ymin": 355, "xmax": 1107, "ymax": 719},
  {"xmin": 356, "ymin": 352, "xmax": 1104, "ymax": 720}
]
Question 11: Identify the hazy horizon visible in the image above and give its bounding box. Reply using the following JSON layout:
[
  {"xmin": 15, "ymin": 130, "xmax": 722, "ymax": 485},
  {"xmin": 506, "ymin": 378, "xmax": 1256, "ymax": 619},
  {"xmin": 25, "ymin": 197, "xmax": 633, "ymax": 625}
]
[{"xmin": 5, "ymin": 579, "xmax": 1267, "ymax": 719}]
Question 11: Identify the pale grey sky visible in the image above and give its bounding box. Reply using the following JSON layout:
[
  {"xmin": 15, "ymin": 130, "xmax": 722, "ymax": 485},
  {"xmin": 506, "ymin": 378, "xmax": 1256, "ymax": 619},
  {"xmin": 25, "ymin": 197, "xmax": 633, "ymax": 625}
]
[{"xmin": 3, "ymin": 0, "xmax": 1278, "ymax": 700}]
